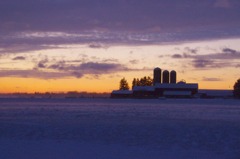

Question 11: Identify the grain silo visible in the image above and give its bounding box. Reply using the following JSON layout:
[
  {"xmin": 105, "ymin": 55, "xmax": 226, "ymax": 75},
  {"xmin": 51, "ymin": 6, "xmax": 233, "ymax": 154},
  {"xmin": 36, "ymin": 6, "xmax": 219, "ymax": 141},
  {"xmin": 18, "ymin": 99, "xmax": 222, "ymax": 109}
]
[
  {"xmin": 162, "ymin": 70, "xmax": 170, "ymax": 83},
  {"xmin": 170, "ymin": 70, "xmax": 177, "ymax": 84},
  {"xmin": 153, "ymin": 67, "xmax": 161, "ymax": 85}
]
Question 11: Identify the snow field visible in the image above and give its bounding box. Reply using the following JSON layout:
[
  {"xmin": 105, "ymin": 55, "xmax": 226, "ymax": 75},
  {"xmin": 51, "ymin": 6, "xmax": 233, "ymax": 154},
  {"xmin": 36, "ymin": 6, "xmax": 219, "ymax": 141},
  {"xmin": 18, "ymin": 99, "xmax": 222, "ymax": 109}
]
[{"xmin": 0, "ymin": 98, "xmax": 240, "ymax": 159}]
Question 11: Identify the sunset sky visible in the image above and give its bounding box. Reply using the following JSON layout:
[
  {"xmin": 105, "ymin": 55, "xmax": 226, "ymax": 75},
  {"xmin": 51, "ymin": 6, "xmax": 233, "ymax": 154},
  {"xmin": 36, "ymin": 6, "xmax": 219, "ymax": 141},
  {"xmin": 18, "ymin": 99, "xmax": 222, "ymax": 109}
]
[{"xmin": 0, "ymin": 0, "xmax": 240, "ymax": 93}]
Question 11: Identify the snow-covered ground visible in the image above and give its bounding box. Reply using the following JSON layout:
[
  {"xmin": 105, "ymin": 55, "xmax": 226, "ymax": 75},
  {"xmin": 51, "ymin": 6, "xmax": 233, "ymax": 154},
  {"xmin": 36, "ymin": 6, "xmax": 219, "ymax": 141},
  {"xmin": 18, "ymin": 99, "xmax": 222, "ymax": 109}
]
[{"xmin": 0, "ymin": 98, "xmax": 239, "ymax": 159}]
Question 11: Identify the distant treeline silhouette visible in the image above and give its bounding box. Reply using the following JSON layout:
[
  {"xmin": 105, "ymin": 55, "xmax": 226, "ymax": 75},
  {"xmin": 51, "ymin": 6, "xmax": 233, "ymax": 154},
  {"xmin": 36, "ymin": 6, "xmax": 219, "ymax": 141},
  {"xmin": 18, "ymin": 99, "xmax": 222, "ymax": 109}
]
[{"xmin": 119, "ymin": 76, "xmax": 153, "ymax": 90}]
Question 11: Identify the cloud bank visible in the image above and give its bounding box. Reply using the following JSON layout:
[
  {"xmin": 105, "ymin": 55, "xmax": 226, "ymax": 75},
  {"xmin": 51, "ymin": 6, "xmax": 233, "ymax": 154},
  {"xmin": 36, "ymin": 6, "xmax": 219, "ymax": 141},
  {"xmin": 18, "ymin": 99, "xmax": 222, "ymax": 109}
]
[
  {"xmin": 0, "ymin": 0, "xmax": 240, "ymax": 53},
  {"xmin": 0, "ymin": 57, "xmax": 150, "ymax": 79},
  {"xmin": 171, "ymin": 47, "xmax": 240, "ymax": 69}
]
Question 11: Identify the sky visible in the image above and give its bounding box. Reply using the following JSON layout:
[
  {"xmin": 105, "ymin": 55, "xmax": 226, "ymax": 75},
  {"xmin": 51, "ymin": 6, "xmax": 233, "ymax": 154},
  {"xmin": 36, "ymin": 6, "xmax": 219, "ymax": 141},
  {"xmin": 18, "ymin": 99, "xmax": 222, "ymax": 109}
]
[{"xmin": 0, "ymin": 0, "xmax": 240, "ymax": 93}]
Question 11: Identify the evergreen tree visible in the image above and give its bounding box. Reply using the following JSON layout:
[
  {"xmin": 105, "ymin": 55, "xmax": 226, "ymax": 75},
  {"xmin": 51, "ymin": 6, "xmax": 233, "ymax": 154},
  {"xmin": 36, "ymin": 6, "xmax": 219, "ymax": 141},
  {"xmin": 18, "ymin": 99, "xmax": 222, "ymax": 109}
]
[
  {"xmin": 146, "ymin": 76, "xmax": 153, "ymax": 86},
  {"xmin": 233, "ymin": 78, "xmax": 240, "ymax": 98},
  {"xmin": 119, "ymin": 78, "xmax": 130, "ymax": 90},
  {"xmin": 136, "ymin": 78, "xmax": 140, "ymax": 86},
  {"xmin": 132, "ymin": 78, "xmax": 137, "ymax": 89},
  {"xmin": 132, "ymin": 76, "xmax": 153, "ymax": 87},
  {"xmin": 139, "ymin": 77, "xmax": 146, "ymax": 86}
]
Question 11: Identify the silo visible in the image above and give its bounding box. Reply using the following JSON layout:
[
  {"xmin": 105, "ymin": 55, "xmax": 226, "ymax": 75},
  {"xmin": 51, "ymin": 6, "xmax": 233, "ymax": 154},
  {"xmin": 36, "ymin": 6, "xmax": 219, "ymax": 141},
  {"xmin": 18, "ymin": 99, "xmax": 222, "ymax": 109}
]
[
  {"xmin": 170, "ymin": 70, "xmax": 177, "ymax": 84},
  {"xmin": 162, "ymin": 70, "xmax": 170, "ymax": 83},
  {"xmin": 153, "ymin": 67, "xmax": 161, "ymax": 85}
]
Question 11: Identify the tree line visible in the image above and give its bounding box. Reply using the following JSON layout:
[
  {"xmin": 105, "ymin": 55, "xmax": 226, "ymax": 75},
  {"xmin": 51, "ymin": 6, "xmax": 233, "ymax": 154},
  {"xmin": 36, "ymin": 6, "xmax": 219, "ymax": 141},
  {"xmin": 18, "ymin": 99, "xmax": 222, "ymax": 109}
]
[{"xmin": 119, "ymin": 76, "xmax": 153, "ymax": 90}]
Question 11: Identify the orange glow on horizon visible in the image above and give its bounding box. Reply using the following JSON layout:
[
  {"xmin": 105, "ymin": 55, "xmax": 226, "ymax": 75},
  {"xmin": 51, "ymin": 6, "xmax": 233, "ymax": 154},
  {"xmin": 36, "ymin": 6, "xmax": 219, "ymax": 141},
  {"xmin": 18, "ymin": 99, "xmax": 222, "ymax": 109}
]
[
  {"xmin": 0, "ymin": 77, "xmax": 119, "ymax": 93},
  {"xmin": 0, "ymin": 74, "xmax": 235, "ymax": 94}
]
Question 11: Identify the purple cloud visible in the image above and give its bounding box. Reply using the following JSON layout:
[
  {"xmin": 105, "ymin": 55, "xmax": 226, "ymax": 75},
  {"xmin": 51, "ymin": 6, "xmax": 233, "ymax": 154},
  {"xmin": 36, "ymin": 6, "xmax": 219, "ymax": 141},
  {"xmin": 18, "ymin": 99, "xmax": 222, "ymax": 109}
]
[
  {"xmin": 195, "ymin": 48, "xmax": 240, "ymax": 60},
  {"xmin": 12, "ymin": 56, "xmax": 26, "ymax": 60},
  {"xmin": 171, "ymin": 54, "xmax": 183, "ymax": 59},
  {"xmin": 222, "ymin": 48, "xmax": 238, "ymax": 54},
  {"xmin": 129, "ymin": 60, "xmax": 139, "ymax": 64},
  {"xmin": 37, "ymin": 63, "xmax": 46, "ymax": 68},
  {"xmin": 102, "ymin": 58, "xmax": 119, "ymax": 63},
  {"xmin": 0, "ymin": 69, "xmax": 71, "ymax": 79},
  {"xmin": 48, "ymin": 61, "xmax": 66, "ymax": 70},
  {"xmin": 75, "ymin": 62, "xmax": 128, "ymax": 74},
  {"xmin": 0, "ymin": 61, "xmax": 131, "ymax": 79},
  {"xmin": 88, "ymin": 43, "xmax": 106, "ymax": 49},
  {"xmin": 184, "ymin": 47, "xmax": 198, "ymax": 54},
  {"xmin": 171, "ymin": 47, "xmax": 240, "ymax": 69},
  {"xmin": 192, "ymin": 59, "xmax": 215, "ymax": 68},
  {"xmin": 72, "ymin": 72, "xmax": 84, "ymax": 78},
  {"xmin": 202, "ymin": 77, "xmax": 223, "ymax": 81},
  {"xmin": 0, "ymin": 0, "xmax": 240, "ymax": 53},
  {"xmin": 36, "ymin": 57, "xmax": 49, "ymax": 69},
  {"xmin": 1, "ymin": 0, "xmax": 239, "ymax": 32},
  {"xmin": 22, "ymin": 57, "xmax": 149, "ymax": 78}
]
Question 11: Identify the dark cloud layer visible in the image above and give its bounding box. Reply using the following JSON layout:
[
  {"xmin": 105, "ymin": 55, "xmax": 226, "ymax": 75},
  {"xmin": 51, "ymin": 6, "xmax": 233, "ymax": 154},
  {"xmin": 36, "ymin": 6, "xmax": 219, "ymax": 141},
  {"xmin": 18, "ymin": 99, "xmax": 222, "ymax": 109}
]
[
  {"xmin": 0, "ymin": 62, "xmax": 129, "ymax": 79},
  {"xmin": 12, "ymin": 56, "xmax": 26, "ymax": 60},
  {"xmin": 172, "ymin": 54, "xmax": 183, "ymax": 59},
  {"xmin": 0, "ymin": 69, "xmax": 70, "ymax": 79},
  {"xmin": 193, "ymin": 48, "xmax": 240, "ymax": 60},
  {"xmin": 171, "ymin": 47, "xmax": 240, "ymax": 69},
  {"xmin": 192, "ymin": 59, "xmax": 215, "ymax": 68},
  {"xmin": 222, "ymin": 48, "xmax": 238, "ymax": 54},
  {"xmin": 202, "ymin": 77, "xmax": 222, "ymax": 81},
  {"xmin": 0, "ymin": 0, "xmax": 240, "ymax": 53},
  {"xmin": 192, "ymin": 59, "xmax": 230, "ymax": 69},
  {"xmin": 1, "ymin": 0, "xmax": 240, "ymax": 32},
  {"xmin": 0, "ymin": 57, "xmax": 148, "ymax": 79}
]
